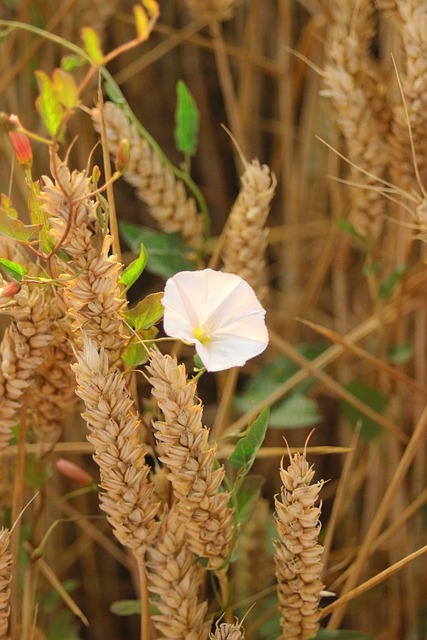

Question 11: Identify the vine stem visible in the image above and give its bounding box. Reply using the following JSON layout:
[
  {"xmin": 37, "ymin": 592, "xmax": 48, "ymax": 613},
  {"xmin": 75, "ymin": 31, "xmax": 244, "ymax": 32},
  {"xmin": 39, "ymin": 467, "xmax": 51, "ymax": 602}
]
[{"xmin": 137, "ymin": 556, "xmax": 150, "ymax": 640}]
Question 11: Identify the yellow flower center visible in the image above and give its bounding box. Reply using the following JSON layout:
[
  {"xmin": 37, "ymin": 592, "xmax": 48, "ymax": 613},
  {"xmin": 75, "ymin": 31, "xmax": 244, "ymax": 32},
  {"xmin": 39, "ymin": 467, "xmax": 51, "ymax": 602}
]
[{"xmin": 193, "ymin": 324, "xmax": 212, "ymax": 344}]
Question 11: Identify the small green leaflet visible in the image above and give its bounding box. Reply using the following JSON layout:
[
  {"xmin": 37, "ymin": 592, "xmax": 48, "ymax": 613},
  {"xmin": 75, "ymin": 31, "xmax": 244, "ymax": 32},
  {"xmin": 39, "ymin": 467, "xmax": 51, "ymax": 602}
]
[
  {"xmin": 229, "ymin": 407, "xmax": 270, "ymax": 476},
  {"xmin": 119, "ymin": 222, "xmax": 195, "ymax": 278},
  {"xmin": 52, "ymin": 69, "xmax": 79, "ymax": 110},
  {"xmin": 234, "ymin": 475, "xmax": 264, "ymax": 526},
  {"xmin": 80, "ymin": 27, "xmax": 104, "ymax": 64},
  {"xmin": 379, "ymin": 265, "xmax": 407, "ymax": 300},
  {"xmin": 388, "ymin": 342, "xmax": 413, "ymax": 364},
  {"xmin": 268, "ymin": 393, "xmax": 321, "ymax": 429},
  {"xmin": 28, "ymin": 181, "xmax": 54, "ymax": 253},
  {"xmin": 123, "ymin": 293, "xmax": 164, "ymax": 331},
  {"xmin": 0, "ymin": 207, "xmax": 41, "ymax": 242},
  {"xmin": 60, "ymin": 54, "xmax": 86, "ymax": 71},
  {"xmin": 341, "ymin": 380, "xmax": 388, "ymax": 441},
  {"xmin": 174, "ymin": 80, "xmax": 199, "ymax": 157},
  {"xmin": 35, "ymin": 71, "xmax": 64, "ymax": 138},
  {"xmin": 121, "ymin": 327, "xmax": 158, "ymax": 367},
  {"xmin": 119, "ymin": 243, "xmax": 148, "ymax": 292},
  {"xmin": 110, "ymin": 599, "xmax": 141, "ymax": 616},
  {"xmin": 0, "ymin": 258, "xmax": 26, "ymax": 281}
]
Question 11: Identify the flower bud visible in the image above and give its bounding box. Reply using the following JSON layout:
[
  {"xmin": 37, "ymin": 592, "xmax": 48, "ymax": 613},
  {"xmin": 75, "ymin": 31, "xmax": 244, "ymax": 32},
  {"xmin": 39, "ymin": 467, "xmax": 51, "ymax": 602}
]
[
  {"xmin": 115, "ymin": 138, "xmax": 130, "ymax": 173},
  {"xmin": 56, "ymin": 458, "xmax": 94, "ymax": 487},
  {"xmin": 7, "ymin": 115, "xmax": 33, "ymax": 169}
]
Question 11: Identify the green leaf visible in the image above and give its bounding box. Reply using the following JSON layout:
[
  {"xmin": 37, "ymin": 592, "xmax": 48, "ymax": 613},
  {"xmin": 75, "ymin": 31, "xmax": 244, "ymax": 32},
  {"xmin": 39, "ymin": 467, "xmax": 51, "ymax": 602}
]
[
  {"xmin": 336, "ymin": 219, "xmax": 366, "ymax": 246},
  {"xmin": 0, "ymin": 207, "xmax": 41, "ymax": 242},
  {"xmin": 121, "ymin": 327, "xmax": 158, "ymax": 367},
  {"xmin": 80, "ymin": 27, "xmax": 104, "ymax": 64},
  {"xmin": 0, "ymin": 258, "xmax": 26, "ymax": 281},
  {"xmin": 234, "ymin": 475, "xmax": 264, "ymax": 526},
  {"xmin": 229, "ymin": 407, "xmax": 270, "ymax": 476},
  {"xmin": 28, "ymin": 181, "xmax": 54, "ymax": 253},
  {"xmin": 269, "ymin": 394, "xmax": 322, "ymax": 429},
  {"xmin": 52, "ymin": 68, "xmax": 79, "ymax": 110},
  {"xmin": 379, "ymin": 265, "xmax": 407, "ymax": 300},
  {"xmin": 119, "ymin": 243, "xmax": 148, "ymax": 291},
  {"xmin": 60, "ymin": 54, "xmax": 86, "ymax": 71},
  {"xmin": 35, "ymin": 71, "xmax": 64, "ymax": 138},
  {"xmin": 119, "ymin": 222, "xmax": 195, "ymax": 278},
  {"xmin": 123, "ymin": 293, "xmax": 164, "ymax": 331},
  {"xmin": 174, "ymin": 80, "xmax": 199, "ymax": 157},
  {"xmin": 24, "ymin": 458, "xmax": 52, "ymax": 489},
  {"xmin": 110, "ymin": 599, "xmax": 141, "ymax": 616},
  {"xmin": 1, "ymin": 194, "xmax": 18, "ymax": 219},
  {"xmin": 341, "ymin": 381, "xmax": 388, "ymax": 441},
  {"xmin": 388, "ymin": 343, "xmax": 413, "ymax": 364}
]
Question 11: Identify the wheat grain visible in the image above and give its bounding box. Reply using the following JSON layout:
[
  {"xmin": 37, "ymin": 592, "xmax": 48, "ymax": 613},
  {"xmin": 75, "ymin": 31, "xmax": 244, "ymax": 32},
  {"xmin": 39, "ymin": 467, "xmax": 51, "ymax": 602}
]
[
  {"xmin": 210, "ymin": 621, "xmax": 245, "ymax": 639},
  {"xmin": 92, "ymin": 102, "xmax": 204, "ymax": 249},
  {"xmin": 147, "ymin": 505, "xmax": 210, "ymax": 640},
  {"xmin": 146, "ymin": 350, "xmax": 234, "ymax": 571},
  {"xmin": 72, "ymin": 337, "xmax": 160, "ymax": 555},
  {"xmin": 0, "ymin": 529, "xmax": 11, "ymax": 639},
  {"xmin": 274, "ymin": 452, "xmax": 324, "ymax": 640},
  {"xmin": 222, "ymin": 159, "xmax": 276, "ymax": 301}
]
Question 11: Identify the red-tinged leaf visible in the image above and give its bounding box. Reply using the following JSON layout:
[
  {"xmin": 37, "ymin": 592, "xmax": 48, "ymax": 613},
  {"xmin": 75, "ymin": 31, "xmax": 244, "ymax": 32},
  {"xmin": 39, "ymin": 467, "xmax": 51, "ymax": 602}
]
[
  {"xmin": 81, "ymin": 27, "xmax": 104, "ymax": 64},
  {"xmin": 0, "ymin": 207, "xmax": 41, "ymax": 242},
  {"xmin": 121, "ymin": 327, "xmax": 158, "ymax": 367},
  {"xmin": 35, "ymin": 71, "xmax": 64, "ymax": 137},
  {"xmin": 52, "ymin": 69, "xmax": 79, "ymax": 110},
  {"xmin": 123, "ymin": 292, "xmax": 164, "ymax": 331}
]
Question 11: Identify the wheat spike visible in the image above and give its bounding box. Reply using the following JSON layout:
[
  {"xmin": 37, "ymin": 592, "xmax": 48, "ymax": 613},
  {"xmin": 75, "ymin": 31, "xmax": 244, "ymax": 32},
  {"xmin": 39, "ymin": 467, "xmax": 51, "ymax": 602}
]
[
  {"xmin": 146, "ymin": 350, "xmax": 234, "ymax": 571},
  {"xmin": 274, "ymin": 452, "xmax": 324, "ymax": 640},
  {"xmin": 222, "ymin": 159, "xmax": 276, "ymax": 301},
  {"xmin": 0, "ymin": 287, "xmax": 53, "ymax": 453},
  {"xmin": 41, "ymin": 156, "xmax": 126, "ymax": 366},
  {"xmin": 72, "ymin": 337, "xmax": 160, "ymax": 555},
  {"xmin": 323, "ymin": 0, "xmax": 389, "ymax": 240},
  {"xmin": 390, "ymin": 1, "xmax": 427, "ymax": 193},
  {"xmin": 92, "ymin": 102, "xmax": 204, "ymax": 249},
  {"xmin": 210, "ymin": 621, "xmax": 245, "ymax": 639},
  {"xmin": 0, "ymin": 529, "xmax": 11, "ymax": 639},
  {"xmin": 147, "ymin": 505, "xmax": 211, "ymax": 640}
]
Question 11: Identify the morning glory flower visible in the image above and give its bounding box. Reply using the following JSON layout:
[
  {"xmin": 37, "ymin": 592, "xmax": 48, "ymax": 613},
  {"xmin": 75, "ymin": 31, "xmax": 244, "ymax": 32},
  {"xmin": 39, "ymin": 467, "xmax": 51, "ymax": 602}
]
[{"xmin": 162, "ymin": 269, "xmax": 269, "ymax": 372}]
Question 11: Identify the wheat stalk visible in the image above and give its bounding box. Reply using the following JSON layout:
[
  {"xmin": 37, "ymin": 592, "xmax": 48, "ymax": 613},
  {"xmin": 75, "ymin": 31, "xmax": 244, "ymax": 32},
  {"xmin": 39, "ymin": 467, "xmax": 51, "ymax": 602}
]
[
  {"xmin": 183, "ymin": 0, "xmax": 238, "ymax": 22},
  {"xmin": 274, "ymin": 452, "xmax": 324, "ymax": 640},
  {"xmin": 92, "ymin": 102, "xmax": 204, "ymax": 249},
  {"xmin": 146, "ymin": 349, "xmax": 234, "ymax": 571},
  {"xmin": 222, "ymin": 159, "xmax": 276, "ymax": 301},
  {"xmin": 147, "ymin": 505, "xmax": 211, "ymax": 640},
  {"xmin": 0, "ymin": 529, "xmax": 11, "ymax": 639}
]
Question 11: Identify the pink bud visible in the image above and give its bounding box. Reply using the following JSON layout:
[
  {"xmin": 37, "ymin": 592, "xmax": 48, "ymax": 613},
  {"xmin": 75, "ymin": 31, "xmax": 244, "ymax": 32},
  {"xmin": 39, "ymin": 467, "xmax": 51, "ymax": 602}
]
[
  {"xmin": 56, "ymin": 458, "xmax": 94, "ymax": 487},
  {"xmin": 0, "ymin": 282, "xmax": 20, "ymax": 298}
]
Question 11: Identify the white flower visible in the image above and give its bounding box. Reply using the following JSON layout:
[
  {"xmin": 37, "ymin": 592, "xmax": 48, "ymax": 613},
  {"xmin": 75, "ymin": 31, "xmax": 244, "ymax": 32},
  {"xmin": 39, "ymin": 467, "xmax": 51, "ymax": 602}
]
[{"xmin": 162, "ymin": 269, "xmax": 269, "ymax": 372}]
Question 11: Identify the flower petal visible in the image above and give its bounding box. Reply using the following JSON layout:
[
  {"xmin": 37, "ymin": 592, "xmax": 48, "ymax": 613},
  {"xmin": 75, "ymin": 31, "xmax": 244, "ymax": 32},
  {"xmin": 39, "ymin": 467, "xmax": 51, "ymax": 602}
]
[{"xmin": 196, "ymin": 333, "xmax": 267, "ymax": 372}]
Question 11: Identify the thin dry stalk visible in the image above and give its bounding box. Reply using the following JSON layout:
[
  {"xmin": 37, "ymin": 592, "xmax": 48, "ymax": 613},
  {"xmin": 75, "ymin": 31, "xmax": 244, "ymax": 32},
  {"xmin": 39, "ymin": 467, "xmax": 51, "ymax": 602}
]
[
  {"xmin": 274, "ymin": 452, "xmax": 324, "ymax": 640},
  {"xmin": 72, "ymin": 336, "xmax": 160, "ymax": 555},
  {"xmin": 147, "ymin": 506, "xmax": 210, "ymax": 640},
  {"xmin": 0, "ymin": 529, "xmax": 11, "ymax": 639},
  {"xmin": 222, "ymin": 159, "xmax": 276, "ymax": 300},
  {"xmin": 146, "ymin": 350, "xmax": 234, "ymax": 571},
  {"xmin": 92, "ymin": 102, "xmax": 204, "ymax": 249},
  {"xmin": 184, "ymin": 0, "xmax": 238, "ymax": 22}
]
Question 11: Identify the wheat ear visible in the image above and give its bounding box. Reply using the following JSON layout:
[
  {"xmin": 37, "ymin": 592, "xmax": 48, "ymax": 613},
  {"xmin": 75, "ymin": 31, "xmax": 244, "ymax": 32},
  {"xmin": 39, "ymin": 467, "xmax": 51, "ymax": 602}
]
[
  {"xmin": 147, "ymin": 505, "xmax": 211, "ymax": 640},
  {"xmin": 72, "ymin": 336, "xmax": 160, "ymax": 554},
  {"xmin": 0, "ymin": 287, "xmax": 53, "ymax": 452},
  {"xmin": 222, "ymin": 159, "xmax": 276, "ymax": 301},
  {"xmin": 146, "ymin": 350, "xmax": 234, "ymax": 571},
  {"xmin": 92, "ymin": 102, "xmax": 204, "ymax": 249},
  {"xmin": 323, "ymin": 0, "xmax": 389, "ymax": 240},
  {"xmin": 41, "ymin": 155, "xmax": 126, "ymax": 366},
  {"xmin": 0, "ymin": 529, "xmax": 11, "ymax": 639},
  {"xmin": 390, "ymin": 1, "xmax": 427, "ymax": 193},
  {"xmin": 274, "ymin": 452, "xmax": 324, "ymax": 640},
  {"xmin": 210, "ymin": 621, "xmax": 245, "ymax": 639}
]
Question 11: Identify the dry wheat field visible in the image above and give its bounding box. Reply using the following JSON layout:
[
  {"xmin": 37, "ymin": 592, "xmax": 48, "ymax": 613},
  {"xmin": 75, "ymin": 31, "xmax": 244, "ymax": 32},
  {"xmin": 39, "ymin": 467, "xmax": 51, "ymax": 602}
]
[{"xmin": 0, "ymin": 0, "xmax": 426, "ymax": 639}]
